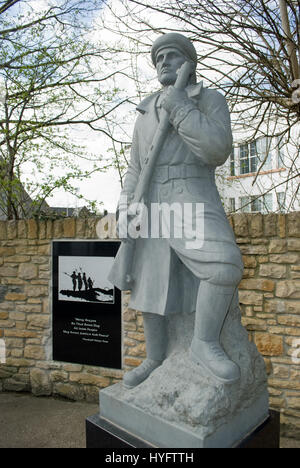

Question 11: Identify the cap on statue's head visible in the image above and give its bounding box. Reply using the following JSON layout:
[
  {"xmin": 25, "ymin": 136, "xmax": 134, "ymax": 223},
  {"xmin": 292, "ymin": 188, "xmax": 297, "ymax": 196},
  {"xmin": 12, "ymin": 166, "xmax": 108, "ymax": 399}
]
[{"xmin": 151, "ymin": 33, "xmax": 198, "ymax": 66}]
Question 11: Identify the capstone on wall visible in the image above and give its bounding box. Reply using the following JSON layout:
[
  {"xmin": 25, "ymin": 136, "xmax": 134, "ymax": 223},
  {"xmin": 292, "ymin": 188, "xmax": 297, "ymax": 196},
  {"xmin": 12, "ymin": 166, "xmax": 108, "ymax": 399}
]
[{"xmin": 0, "ymin": 213, "xmax": 299, "ymax": 438}]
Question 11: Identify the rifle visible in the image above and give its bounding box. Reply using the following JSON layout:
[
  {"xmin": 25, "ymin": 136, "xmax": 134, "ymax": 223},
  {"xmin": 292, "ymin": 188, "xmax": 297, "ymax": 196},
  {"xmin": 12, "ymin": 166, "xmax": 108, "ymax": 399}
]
[{"xmin": 114, "ymin": 61, "xmax": 194, "ymax": 289}]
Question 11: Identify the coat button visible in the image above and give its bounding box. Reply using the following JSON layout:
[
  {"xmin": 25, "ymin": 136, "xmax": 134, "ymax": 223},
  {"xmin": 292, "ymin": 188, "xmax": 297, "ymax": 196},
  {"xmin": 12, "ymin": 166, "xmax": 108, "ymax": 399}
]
[
  {"xmin": 161, "ymin": 187, "xmax": 169, "ymax": 196},
  {"xmin": 176, "ymin": 186, "xmax": 183, "ymax": 194}
]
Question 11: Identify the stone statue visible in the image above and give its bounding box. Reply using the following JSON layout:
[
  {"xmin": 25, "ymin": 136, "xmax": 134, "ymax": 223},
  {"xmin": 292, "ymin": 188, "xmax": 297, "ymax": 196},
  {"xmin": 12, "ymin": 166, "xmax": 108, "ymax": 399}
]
[
  {"xmin": 109, "ymin": 32, "xmax": 244, "ymax": 386},
  {"xmin": 104, "ymin": 32, "xmax": 269, "ymax": 448}
]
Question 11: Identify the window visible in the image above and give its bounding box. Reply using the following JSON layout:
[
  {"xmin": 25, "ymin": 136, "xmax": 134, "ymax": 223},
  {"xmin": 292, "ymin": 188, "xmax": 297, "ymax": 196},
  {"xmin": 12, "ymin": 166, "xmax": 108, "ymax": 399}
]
[
  {"xmin": 239, "ymin": 144, "xmax": 249, "ymax": 174},
  {"xmin": 240, "ymin": 196, "xmax": 250, "ymax": 212},
  {"xmin": 250, "ymin": 196, "xmax": 262, "ymax": 212},
  {"xmin": 262, "ymin": 193, "xmax": 273, "ymax": 213},
  {"xmin": 240, "ymin": 194, "xmax": 273, "ymax": 213},
  {"xmin": 230, "ymin": 152, "xmax": 235, "ymax": 176},
  {"xmin": 229, "ymin": 197, "xmax": 235, "ymax": 212},
  {"xmin": 249, "ymin": 141, "xmax": 258, "ymax": 172},
  {"xmin": 238, "ymin": 137, "xmax": 272, "ymax": 175},
  {"xmin": 256, "ymin": 137, "xmax": 272, "ymax": 171}
]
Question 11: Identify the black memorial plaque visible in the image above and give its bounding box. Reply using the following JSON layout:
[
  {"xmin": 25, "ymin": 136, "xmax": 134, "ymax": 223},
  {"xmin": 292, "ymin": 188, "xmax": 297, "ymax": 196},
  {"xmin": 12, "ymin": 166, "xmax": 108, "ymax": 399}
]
[{"xmin": 52, "ymin": 241, "xmax": 121, "ymax": 369}]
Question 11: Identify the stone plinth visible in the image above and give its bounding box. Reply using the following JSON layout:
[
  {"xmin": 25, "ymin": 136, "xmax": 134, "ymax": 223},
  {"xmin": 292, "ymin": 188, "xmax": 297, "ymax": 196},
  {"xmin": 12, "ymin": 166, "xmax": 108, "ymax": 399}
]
[{"xmin": 99, "ymin": 295, "xmax": 269, "ymax": 448}]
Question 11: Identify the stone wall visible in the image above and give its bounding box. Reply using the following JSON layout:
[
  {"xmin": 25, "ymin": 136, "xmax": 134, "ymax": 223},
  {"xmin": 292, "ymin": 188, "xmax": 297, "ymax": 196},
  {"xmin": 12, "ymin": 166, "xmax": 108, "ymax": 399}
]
[
  {"xmin": 230, "ymin": 212, "xmax": 300, "ymax": 438},
  {"xmin": 0, "ymin": 213, "xmax": 299, "ymax": 438}
]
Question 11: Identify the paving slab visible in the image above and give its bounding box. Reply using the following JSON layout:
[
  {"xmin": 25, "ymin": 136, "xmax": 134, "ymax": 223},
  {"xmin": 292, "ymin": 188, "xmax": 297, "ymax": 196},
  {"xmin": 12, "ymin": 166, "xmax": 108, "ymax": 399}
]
[
  {"xmin": 0, "ymin": 392, "xmax": 299, "ymax": 448},
  {"xmin": 0, "ymin": 392, "xmax": 98, "ymax": 448}
]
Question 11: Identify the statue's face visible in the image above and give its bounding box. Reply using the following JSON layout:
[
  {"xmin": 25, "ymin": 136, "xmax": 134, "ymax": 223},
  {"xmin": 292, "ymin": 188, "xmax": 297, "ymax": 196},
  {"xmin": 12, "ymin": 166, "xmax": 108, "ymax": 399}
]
[{"xmin": 155, "ymin": 47, "xmax": 186, "ymax": 86}]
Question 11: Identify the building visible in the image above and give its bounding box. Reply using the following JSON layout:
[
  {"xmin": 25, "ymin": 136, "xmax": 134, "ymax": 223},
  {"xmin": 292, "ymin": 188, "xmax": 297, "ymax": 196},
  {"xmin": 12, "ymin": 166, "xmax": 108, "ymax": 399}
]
[{"xmin": 217, "ymin": 127, "xmax": 299, "ymax": 214}]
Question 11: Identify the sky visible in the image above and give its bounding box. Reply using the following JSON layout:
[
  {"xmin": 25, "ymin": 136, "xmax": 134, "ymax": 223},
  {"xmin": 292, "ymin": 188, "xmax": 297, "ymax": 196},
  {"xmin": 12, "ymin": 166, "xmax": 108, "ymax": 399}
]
[
  {"xmin": 1, "ymin": 0, "xmax": 126, "ymax": 214},
  {"xmin": 42, "ymin": 0, "xmax": 166, "ymax": 213},
  {"xmin": 3, "ymin": 0, "xmax": 276, "ymax": 214}
]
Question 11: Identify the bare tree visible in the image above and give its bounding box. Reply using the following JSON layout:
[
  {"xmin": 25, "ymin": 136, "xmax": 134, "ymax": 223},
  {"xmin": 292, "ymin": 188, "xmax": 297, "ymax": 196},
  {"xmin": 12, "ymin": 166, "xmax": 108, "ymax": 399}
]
[
  {"xmin": 0, "ymin": 0, "xmax": 135, "ymax": 219},
  {"xmin": 105, "ymin": 0, "xmax": 299, "ymax": 211}
]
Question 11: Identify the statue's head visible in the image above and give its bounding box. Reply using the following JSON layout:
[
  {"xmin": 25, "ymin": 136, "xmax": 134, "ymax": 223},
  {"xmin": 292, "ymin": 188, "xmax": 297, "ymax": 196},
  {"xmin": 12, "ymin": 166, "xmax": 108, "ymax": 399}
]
[{"xmin": 151, "ymin": 33, "xmax": 197, "ymax": 86}]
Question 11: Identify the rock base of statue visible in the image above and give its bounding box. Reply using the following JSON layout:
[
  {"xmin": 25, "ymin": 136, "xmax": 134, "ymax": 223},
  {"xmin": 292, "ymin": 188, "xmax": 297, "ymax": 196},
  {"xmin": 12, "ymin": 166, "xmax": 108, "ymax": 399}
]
[{"xmin": 98, "ymin": 296, "xmax": 270, "ymax": 448}]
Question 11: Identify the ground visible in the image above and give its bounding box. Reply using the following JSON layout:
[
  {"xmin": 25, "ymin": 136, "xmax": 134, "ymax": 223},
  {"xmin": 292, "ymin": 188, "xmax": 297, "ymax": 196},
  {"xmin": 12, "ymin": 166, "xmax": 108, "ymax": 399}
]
[{"xmin": 0, "ymin": 392, "xmax": 298, "ymax": 448}]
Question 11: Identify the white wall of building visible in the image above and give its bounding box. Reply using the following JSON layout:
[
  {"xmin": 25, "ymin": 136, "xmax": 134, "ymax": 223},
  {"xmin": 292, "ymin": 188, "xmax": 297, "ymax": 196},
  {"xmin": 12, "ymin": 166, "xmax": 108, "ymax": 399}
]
[{"xmin": 216, "ymin": 124, "xmax": 299, "ymax": 214}]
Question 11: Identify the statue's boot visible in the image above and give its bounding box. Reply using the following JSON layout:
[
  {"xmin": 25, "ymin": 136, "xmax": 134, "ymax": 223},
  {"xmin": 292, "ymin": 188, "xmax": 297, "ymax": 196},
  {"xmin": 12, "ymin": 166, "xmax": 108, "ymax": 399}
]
[
  {"xmin": 123, "ymin": 313, "xmax": 166, "ymax": 389},
  {"xmin": 190, "ymin": 281, "xmax": 240, "ymax": 384}
]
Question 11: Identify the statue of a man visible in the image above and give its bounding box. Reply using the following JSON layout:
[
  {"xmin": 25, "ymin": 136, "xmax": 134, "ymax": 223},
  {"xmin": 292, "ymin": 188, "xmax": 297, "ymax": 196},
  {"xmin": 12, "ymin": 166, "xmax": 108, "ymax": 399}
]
[{"xmin": 109, "ymin": 33, "xmax": 244, "ymax": 388}]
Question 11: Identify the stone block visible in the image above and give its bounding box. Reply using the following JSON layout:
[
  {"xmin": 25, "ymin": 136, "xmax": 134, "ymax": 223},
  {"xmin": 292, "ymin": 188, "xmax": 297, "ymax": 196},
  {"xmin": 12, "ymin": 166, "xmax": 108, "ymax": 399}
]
[
  {"xmin": 285, "ymin": 302, "xmax": 300, "ymax": 314},
  {"xmin": 27, "ymin": 314, "xmax": 50, "ymax": 329},
  {"xmin": 287, "ymin": 239, "xmax": 300, "ymax": 251},
  {"xmin": 5, "ymin": 292, "xmax": 27, "ymax": 301},
  {"xmin": 6, "ymin": 255, "xmax": 30, "ymax": 263},
  {"xmin": 287, "ymin": 212, "xmax": 300, "ymax": 237},
  {"xmin": 53, "ymin": 382, "xmax": 85, "ymax": 400},
  {"xmin": 0, "ymin": 221, "xmax": 7, "ymax": 239},
  {"xmin": 9, "ymin": 311, "xmax": 26, "ymax": 321},
  {"xmin": 268, "ymin": 379, "xmax": 300, "ymax": 391},
  {"xmin": 38, "ymin": 244, "xmax": 50, "ymax": 255},
  {"xmin": 0, "ymin": 319, "xmax": 15, "ymax": 328},
  {"xmin": 30, "ymin": 368, "xmax": 52, "ymax": 396},
  {"xmin": 49, "ymin": 370, "xmax": 69, "ymax": 382},
  {"xmin": 76, "ymin": 219, "xmax": 86, "ymax": 238},
  {"xmin": 123, "ymin": 308, "xmax": 137, "ymax": 322},
  {"xmin": 240, "ymin": 245, "xmax": 268, "ymax": 255},
  {"xmin": 38, "ymin": 221, "xmax": 46, "ymax": 239},
  {"xmin": 18, "ymin": 263, "xmax": 38, "ymax": 280},
  {"xmin": 69, "ymin": 372, "xmax": 110, "ymax": 387},
  {"xmin": 17, "ymin": 220, "xmax": 27, "ymax": 238},
  {"xmin": 16, "ymin": 304, "xmax": 42, "ymax": 313},
  {"xmin": 25, "ymin": 285, "xmax": 48, "ymax": 297},
  {"xmin": 269, "ymin": 239, "xmax": 287, "ymax": 253},
  {"xmin": 5, "ymin": 329, "xmax": 37, "ymax": 338},
  {"xmin": 263, "ymin": 213, "xmax": 277, "ymax": 236},
  {"xmin": 7, "ymin": 221, "xmax": 17, "ymax": 239},
  {"xmin": 277, "ymin": 315, "xmax": 300, "ymax": 327},
  {"xmin": 53, "ymin": 220, "xmax": 63, "ymax": 238},
  {"xmin": 27, "ymin": 219, "xmax": 38, "ymax": 239},
  {"xmin": 239, "ymin": 279, "xmax": 275, "ymax": 292},
  {"xmin": 242, "ymin": 255, "xmax": 257, "ymax": 268},
  {"xmin": 3, "ymin": 377, "xmax": 30, "ymax": 392},
  {"xmin": 270, "ymin": 253, "xmax": 299, "ymax": 264},
  {"xmin": 259, "ymin": 263, "xmax": 286, "ymax": 279},
  {"xmin": 254, "ymin": 333, "xmax": 283, "ymax": 356},
  {"xmin": 127, "ymin": 342, "xmax": 146, "ymax": 357},
  {"xmin": 0, "ymin": 266, "xmax": 18, "ymax": 277},
  {"xmin": 124, "ymin": 356, "xmax": 143, "ymax": 368},
  {"xmin": 249, "ymin": 213, "xmax": 263, "ymax": 237},
  {"xmin": 287, "ymin": 398, "xmax": 300, "ymax": 410},
  {"xmin": 46, "ymin": 220, "xmax": 53, "ymax": 238},
  {"xmin": 276, "ymin": 281, "xmax": 300, "ymax": 298},
  {"xmin": 24, "ymin": 345, "xmax": 45, "ymax": 360},
  {"xmin": 85, "ymin": 218, "xmax": 97, "ymax": 238},
  {"xmin": 238, "ymin": 290, "xmax": 263, "ymax": 306},
  {"xmin": 63, "ymin": 218, "xmax": 76, "ymax": 238},
  {"xmin": 232, "ymin": 214, "xmax": 249, "ymax": 237},
  {"xmin": 0, "ymin": 247, "xmax": 15, "ymax": 256},
  {"xmin": 277, "ymin": 214, "xmax": 286, "ymax": 238}
]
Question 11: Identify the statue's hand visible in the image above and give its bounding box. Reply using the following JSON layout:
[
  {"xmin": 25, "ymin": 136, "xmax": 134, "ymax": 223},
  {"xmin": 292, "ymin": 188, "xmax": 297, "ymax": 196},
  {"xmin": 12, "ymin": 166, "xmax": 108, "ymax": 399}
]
[
  {"xmin": 161, "ymin": 86, "xmax": 198, "ymax": 131},
  {"xmin": 161, "ymin": 86, "xmax": 189, "ymax": 114}
]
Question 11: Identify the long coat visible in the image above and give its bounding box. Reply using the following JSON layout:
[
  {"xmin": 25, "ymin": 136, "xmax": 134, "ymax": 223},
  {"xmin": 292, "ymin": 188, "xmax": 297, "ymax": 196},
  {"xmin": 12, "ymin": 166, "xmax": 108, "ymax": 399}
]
[{"xmin": 108, "ymin": 83, "xmax": 243, "ymax": 316}]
